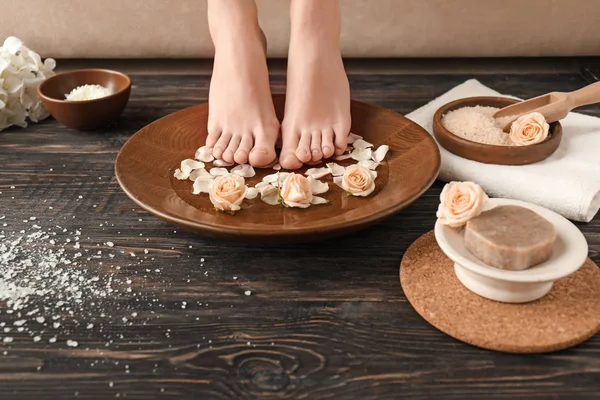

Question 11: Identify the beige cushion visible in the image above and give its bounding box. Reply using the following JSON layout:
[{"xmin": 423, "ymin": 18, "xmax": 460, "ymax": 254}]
[{"xmin": 3, "ymin": 0, "xmax": 599, "ymax": 58}]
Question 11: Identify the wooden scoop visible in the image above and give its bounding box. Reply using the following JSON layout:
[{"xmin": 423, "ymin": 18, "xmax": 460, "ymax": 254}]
[{"xmin": 494, "ymin": 81, "xmax": 600, "ymax": 132}]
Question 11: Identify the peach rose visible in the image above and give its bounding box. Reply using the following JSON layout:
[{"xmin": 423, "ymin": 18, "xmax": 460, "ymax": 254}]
[
  {"xmin": 436, "ymin": 181, "xmax": 488, "ymax": 228},
  {"xmin": 209, "ymin": 174, "xmax": 247, "ymax": 212},
  {"xmin": 509, "ymin": 112, "xmax": 549, "ymax": 146},
  {"xmin": 342, "ymin": 164, "xmax": 375, "ymax": 197},
  {"xmin": 281, "ymin": 173, "xmax": 313, "ymax": 208}
]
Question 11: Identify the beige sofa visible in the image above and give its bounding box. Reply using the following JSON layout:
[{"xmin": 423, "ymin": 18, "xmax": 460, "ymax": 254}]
[{"xmin": 3, "ymin": 0, "xmax": 600, "ymax": 58}]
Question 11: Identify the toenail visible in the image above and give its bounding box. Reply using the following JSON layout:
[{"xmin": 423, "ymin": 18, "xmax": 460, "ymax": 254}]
[
  {"xmin": 252, "ymin": 148, "xmax": 268, "ymax": 155},
  {"xmin": 236, "ymin": 149, "xmax": 247, "ymax": 156},
  {"xmin": 298, "ymin": 149, "xmax": 308, "ymax": 155},
  {"xmin": 323, "ymin": 146, "xmax": 332, "ymax": 153}
]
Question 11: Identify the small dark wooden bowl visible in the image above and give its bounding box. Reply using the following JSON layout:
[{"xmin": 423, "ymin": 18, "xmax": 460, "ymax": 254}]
[
  {"xmin": 38, "ymin": 69, "xmax": 131, "ymax": 131},
  {"xmin": 432, "ymin": 96, "xmax": 562, "ymax": 165}
]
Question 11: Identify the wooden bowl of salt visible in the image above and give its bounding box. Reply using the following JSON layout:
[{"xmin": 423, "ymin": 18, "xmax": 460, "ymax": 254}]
[{"xmin": 432, "ymin": 97, "xmax": 562, "ymax": 165}]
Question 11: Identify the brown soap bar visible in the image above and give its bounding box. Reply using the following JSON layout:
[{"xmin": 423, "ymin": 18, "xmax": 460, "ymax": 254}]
[{"xmin": 464, "ymin": 205, "xmax": 556, "ymax": 271}]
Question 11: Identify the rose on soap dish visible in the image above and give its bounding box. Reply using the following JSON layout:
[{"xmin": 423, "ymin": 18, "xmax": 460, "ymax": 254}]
[{"xmin": 434, "ymin": 182, "xmax": 588, "ymax": 303}]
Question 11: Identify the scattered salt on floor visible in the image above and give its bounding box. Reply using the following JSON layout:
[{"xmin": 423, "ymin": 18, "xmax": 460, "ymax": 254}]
[
  {"xmin": 441, "ymin": 106, "xmax": 514, "ymax": 146},
  {"xmin": 66, "ymin": 340, "xmax": 78, "ymax": 348},
  {"xmin": 244, "ymin": 290, "xmax": 252, "ymax": 296}
]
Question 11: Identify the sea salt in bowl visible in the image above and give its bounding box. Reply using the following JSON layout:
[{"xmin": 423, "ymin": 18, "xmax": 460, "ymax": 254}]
[
  {"xmin": 38, "ymin": 69, "xmax": 131, "ymax": 130},
  {"xmin": 435, "ymin": 198, "xmax": 588, "ymax": 303},
  {"xmin": 432, "ymin": 97, "xmax": 562, "ymax": 165}
]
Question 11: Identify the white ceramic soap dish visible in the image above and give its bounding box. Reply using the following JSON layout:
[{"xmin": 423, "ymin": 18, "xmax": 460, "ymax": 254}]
[{"xmin": 435, "ymin": 198, "xmax": 588, "ymax": 304}]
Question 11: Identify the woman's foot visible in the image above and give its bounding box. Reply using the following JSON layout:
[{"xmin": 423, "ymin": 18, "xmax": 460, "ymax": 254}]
[
  {"xmin": 206, "ymin": 0, "xmax": 279, "ymax": 167},
  {"xmin": 280, "ymin": 0, "xmax": 351, "ymax": 170}
]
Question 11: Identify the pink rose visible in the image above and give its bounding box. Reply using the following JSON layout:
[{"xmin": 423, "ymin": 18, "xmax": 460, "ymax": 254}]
[
  {"xmin": 342, "ymin": 164, "xmax": 375, "ymax": 197},
  {"xmin": 436, "ymin": 181, "xmax": 488, "ymax": 228},
  {"xmin": 209, "ymin": 174, "xmax": 247, "ymax": 212},
  {"xmin": 509, "ymin": 112, "xmax": 549, "ymax": 146},
  {"xmin": 281, "ymin": 173, "xmax": 313, "ymax": 208}
]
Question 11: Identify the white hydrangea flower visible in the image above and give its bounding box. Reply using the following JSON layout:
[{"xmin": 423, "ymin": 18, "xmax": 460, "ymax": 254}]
[{"xmin": 0, "ymin": 36, "xmax": 56, "ymax": 131}]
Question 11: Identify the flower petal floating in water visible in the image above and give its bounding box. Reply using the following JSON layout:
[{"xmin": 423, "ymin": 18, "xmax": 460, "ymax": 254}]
[
  {"xmin": 309, "ymin": 177, "xmax": 329, "ymax": 195},
  {"xmin": 333, "ymin": 176, "xmax": 344, "ymax": 189},
  {"xmin": 305, "ymin": 167, "xmax": 330, "ymax": 179},
  {"xmin": 209, "ymin": 167, "xmax": 229, "ymax": 177},
  {"xmin": 262, "ymin": 173, "xmax": 279, "ymax": 184},
  {"xmin": 245, "ymin": 187, "xmax": 259, "ymax": 200},
  {"xmin": 358, "ymin": 159, "xmax": 379, "ymax": 170},
  {"xmin": 326, "ymin": 162, "xmax": 346, "ymax": 177},
  {"xmin": 209, "ymin": 174, "xmax": 247, "ymax": 212},
  {"xmin": 174, "ymin": 159, "xmax": 205, "ymax": 180},
  {"xmin": 350, "ymin": 148, "xmax": 373, "ymax": 162},
  {"xmin": 260, "ymin": 185, "xmax": 280, "ymax": 205},
  {"xmin": 193, "ymin": 177, "xmax": 213, "ymax": 194},
  {"xmin": 213, "ymin": 159, "xmax": 234, "ymax": 167},
  {"xmin": 372, "ymin": 145, "xmax": 390, "ymax": 163},
  {"xmin": 352, "ymin": 139, "xmax": 373, "ymax": 149},
  {"xmin": 273, "ymin": 163, "xmax": 282, "ymax": 171},
  {"xmin": 231, "ymin": 164, "xmax": 256, "ymax": 178},
  {"xmin": 255, "ymin": 181, "xmax": 271, "ymax": 192},
  {"xmin": 189, "ymin": 167, "xmax": 212, "ymax": 181},
  {"xmin": 341, "ymin": 164, "xmax": 376, "ymax": 197},
  {"xmin": 310, "ymin": 196, "xmax": 328, "ymax": 205},
  {"xmin": 195, "ymin": 146, "xmax": 215, "ymax": 163},
  {"xmin": 347, "ymin": 132, "xmax": 363, "ymax": 144}
]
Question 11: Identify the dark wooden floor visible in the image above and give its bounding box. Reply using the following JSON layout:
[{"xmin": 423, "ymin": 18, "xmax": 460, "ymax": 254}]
[{"xmin": 1, "ymin": 59, "xmax": 599, "ymax": 400}]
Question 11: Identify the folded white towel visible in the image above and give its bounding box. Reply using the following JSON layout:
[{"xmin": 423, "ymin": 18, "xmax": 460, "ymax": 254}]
[{"xmin": 406, "ymin": 79, "xmax": 600, "ymax": 222}]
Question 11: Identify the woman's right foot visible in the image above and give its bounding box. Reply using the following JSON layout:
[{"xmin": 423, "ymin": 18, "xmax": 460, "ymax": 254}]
[{"xmin": 206, "ymin": 0, "xmax": 279, "ymax": 167}]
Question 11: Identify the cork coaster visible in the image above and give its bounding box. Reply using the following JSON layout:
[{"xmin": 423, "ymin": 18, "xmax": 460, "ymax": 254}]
[{"xmin": 400, "ymin": 231, "xmax": 600, "ymax": 353}]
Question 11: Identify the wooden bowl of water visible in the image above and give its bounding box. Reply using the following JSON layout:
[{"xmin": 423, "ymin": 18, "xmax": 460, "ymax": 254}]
[
  {"xmin": 38, "ymin": 69, "xmax": 131, "ymax": 131},
  {"xmin": 432, "ymin": 96, "xmax": 562, "ymax": 165}
]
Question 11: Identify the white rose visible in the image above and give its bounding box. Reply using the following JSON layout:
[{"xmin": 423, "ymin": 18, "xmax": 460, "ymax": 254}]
[
  {"xmin": 281, "ymin": 173, "xmax": 313, "ymax": 208},
  {"xmin": 509, "ymin": 112, "xmax": 549, "ymax": 146},
  {"xmin": 342, "ymin": 164, "xmax": 376, "ymax": 197},
  {"xmin": 209, "ymin": 174, "xmax": 247, "ymax": 212},
  {"xmin": 436, "ymin": 181, "xmax": 488, "ymax": 228}
]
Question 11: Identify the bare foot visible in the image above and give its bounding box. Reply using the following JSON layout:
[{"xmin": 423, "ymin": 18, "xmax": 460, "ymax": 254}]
[
  {"xmin": 206, "ymin": 0, "xmax": 279, "ymax": 167},
  {"xmin": 280, "ymin": 0, "xmax": 351, "ymax": 170}
]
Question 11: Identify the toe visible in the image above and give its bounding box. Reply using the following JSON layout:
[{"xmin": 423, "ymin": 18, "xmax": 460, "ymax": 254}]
[
  {"xmin": 249, "ymin": 129, "xmax": 277, "ymax": 168},
  {"xmin": 223, "ymin": 135, "xmax": 241, "ymax": 163},
  {"xmin": 213, "ymin": 132, "xmax": 232, "ymax": 159},
  {"xmin": 321, "ymin": 128, "xmax": 335, "ymax": 158},
  {"xmin": 206, "ymin": 123, "xmax": 221, "ymax": 149},
  {"xmin": 234, "ymin": 134, "xmax": 253, "ymax": 165},
  {"xmin": 310, "ymin": 131, "xmax": 323, "ymax": 162},
  {"xmin": 279, "ymin": 130, "xmax": 303, "ymax": 170},
  {"xmin": 295, "ymin": 131, "xmax": 312, "ymax": 163},
  {"xmin": 333, "ymin": 124, "xmax": 350, "ymax": 155}
]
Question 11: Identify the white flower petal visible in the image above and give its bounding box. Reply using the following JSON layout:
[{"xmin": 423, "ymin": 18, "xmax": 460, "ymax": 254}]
[
  {"xmin": 209, "ymin": 167, "xmax": 229, "ymax": 177},
  {"xmin": 352, "ymin": 139, "xmax": 374, "ymax": 149},
  {"xmin": 334, "ymin": 154, "xmax": 352, "ymax": 161},
  {"xmin": 213, "ymin": 159, "xmax": 234, "ymax": 167},
  {"xmin": 194, "ymin": 146, "xmax": 215, "ymax": 163},
  {"xmin": 173, "ymin": 168, "xmax": 188, "ymax": 180},
  {"xmin": 273, "ymin": 163, "xmax": 282, "ymax": 171},
  {"xmin": 347, "ymin": 132, "xmax": 363, "ymax": 144},
  {"xmin": 305, "ymin": 167, "xmax": 330, "ymax": 179},
  {"xmin": 285, "ymin": 201, "xmax": 311, "ymax": 209},
  {"xmin": 245, "ymin": 187, "xmax": 259, "ymax": 200},
  {"xmin": 333, "ymin": 176, "xmax": 344, "ymax": 189},
  {"xmin": 309, "ymin": 177, "xmax": 329, "ymax": 195},
  {"xmin": 310, "ymin": 196, "xmax": 328, "ymax": 205},
  {"xmin": 181, "ymin": 159, "xmax": 205, "ymax": 174},
  {"xmin": 260, "ymin": 185, "xmax": 280, "ymax": 205},
  {"xmin": 189, "ymin": 168, "xmax": 211, "ymax": 181},
  {"xmin": 350, "ymin": 148, "xmax": 373, "ymax": 162},
  {"xmin": 358, "ymin": 159, "xmax": 380, "ymax": 170},
  {"xmin": 370, "ymin": 170, "xmax": 378, "ymax": 180},
  {"xmin": 255, "ymin": 181, "xmax": 271, "ymax": 192},
  {"xmin": 192, "ymin": 178, "xmax": 213, "ymax": 194},
  {"xmin": 262, "ymin": 173, "xmax": 279, "ymax": 184},
  {"xmin": 326, "ymin": 162, "xmax": 345, "ymax": 177},
  {"xmin": 372, "ymin": 145, "xmax": 390, "ymax": 163},
  {"xmin": 277, "ymin": 172, "xmax": 290, "ymax": 185},
  {"xmin": 231, "ymin": 164, "xmax": 256, "ymax": 178}
]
